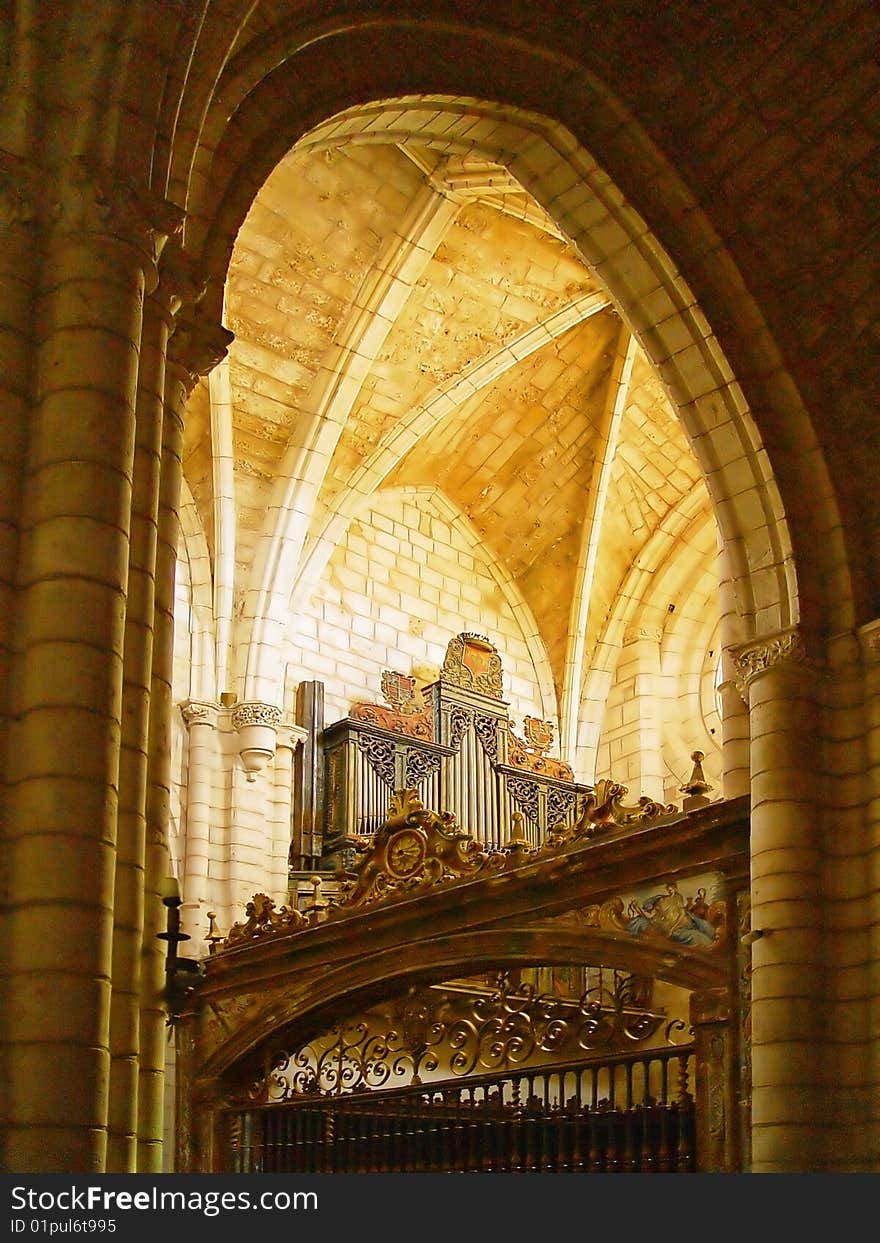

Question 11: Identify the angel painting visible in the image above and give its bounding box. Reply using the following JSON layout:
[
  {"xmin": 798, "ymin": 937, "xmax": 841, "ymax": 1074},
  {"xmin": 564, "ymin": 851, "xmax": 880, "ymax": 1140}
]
[{"xmin": 626, "ymin": 879, "xmax": 722, "ymax": 948}]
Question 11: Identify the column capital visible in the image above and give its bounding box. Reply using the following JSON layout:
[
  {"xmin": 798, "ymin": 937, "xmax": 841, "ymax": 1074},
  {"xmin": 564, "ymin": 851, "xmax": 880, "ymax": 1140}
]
[
  {"xmin": 857, "ymin": 618, "xmax": 880, "ymax": 665},
  {"xmin": 166, "ymin": 307, "xmax": 233, "ymax": 395},
  {"xmin": 622, "ymin": 623, "xmax": 662, "ymax": 646},
  {"xmin": 275, "ymin": 722, "xmax": 309, "ymax": 751},
  {"xmin": 0, "ymin": 151, "xmax": 40, "ymax": 232},
  {"xmin": 180, "ymin": 700, "xmax": 219, "ymax": 729},
  {"xmin": 730, "ymin": 626, "xmax": 811, "ymax": 693},
  {"xmin": 152, "ymin": 241, "xmax": 207, "ymax": 327},
  {"xmin": 47, "ymin": 156, "xmax": 184, "ymax": 275}
]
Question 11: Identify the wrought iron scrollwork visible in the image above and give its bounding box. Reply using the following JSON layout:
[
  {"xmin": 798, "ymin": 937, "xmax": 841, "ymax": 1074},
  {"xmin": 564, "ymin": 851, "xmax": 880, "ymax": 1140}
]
[{"xmin": 259, "ymin": 971, "xmax": 671, "ymax": 1101}]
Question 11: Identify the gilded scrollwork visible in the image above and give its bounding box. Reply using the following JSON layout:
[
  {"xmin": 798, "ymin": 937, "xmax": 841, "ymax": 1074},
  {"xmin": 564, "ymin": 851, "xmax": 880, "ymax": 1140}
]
[
  {"xmin": 440, "ymin": 632, "xmax": 503, "ymax": 698},
  {"xmin": 256, "ymin": 971, "xmax": 669, "ymax": 1100},
  {"xmin": 338, "ymin": 789, "xmax": 488, "ymax": 907},
  {"xmin": 223, "ymin": 893, "xmax": 306, "ymax": 947}
]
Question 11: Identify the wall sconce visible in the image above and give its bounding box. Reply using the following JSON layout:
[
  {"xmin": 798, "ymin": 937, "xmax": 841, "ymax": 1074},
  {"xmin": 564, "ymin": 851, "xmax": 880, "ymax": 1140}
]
[{"xmin": 157, "ymin": 885, "xmax": 205, "ymax": 1022}]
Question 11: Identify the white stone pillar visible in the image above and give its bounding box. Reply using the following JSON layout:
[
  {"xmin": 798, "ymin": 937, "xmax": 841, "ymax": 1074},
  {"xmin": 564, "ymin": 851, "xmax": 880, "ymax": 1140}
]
[
  {"xmin": 717, "ymin": 539, "xmax": 750, "ymax": 798},
  {"xmin": 271, "ymin": 723, "xmax": 307, "ymax": 905},
  {"xmin": 179, "ymin": 701, "xmax": 219, "ymax": 950},
  {"xmin": 733, "ymin": 627, "xmax": 823, "ymax": 1172}
]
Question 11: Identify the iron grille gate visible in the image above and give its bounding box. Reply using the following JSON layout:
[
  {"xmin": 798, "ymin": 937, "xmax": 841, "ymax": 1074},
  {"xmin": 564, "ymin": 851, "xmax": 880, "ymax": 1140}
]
[{"xmin": 226, "ymin": 1045, "xmax": 696, "ymax": 1173}]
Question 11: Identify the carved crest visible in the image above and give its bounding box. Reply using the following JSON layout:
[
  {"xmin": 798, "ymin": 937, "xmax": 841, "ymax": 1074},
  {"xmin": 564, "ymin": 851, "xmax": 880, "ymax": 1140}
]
[
  {"xmin": 350, "ymin": 669, "xmax": 434, "ymax": 740},
  {"xmin": 440, "ymin": 633, "xmax": 503, "ymax": 699}
]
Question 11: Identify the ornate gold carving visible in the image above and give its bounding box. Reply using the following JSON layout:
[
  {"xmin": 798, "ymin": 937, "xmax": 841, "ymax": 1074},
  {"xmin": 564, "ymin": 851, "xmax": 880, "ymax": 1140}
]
[
  {"xmin": 440, "ymin": 632, "xmax": 503, "ymax": 698},
  {"xmin": 259, "ymin": 972, "xmax": 671, "ymax": 1100},
  {"xmin": 339, "ymin": 789, "xmax": 484, "ymax": 906},
  {"xmin": 350, "ymin": 669, "xmax": 434, "ymax": 740},
  {"xmin": 731, "ymin": 627, "xmax": 809, "ymax": 689},
  {"xmin": 507, "ymin": 721, "xmax": 573, "ymax": 781},
  {"xmin": 558, "ymin": 778, "xmax": 677, "ymax": 842},
  {"xmin": 223, "ymin": 893, "xmax": 306, "ymax": 947}
]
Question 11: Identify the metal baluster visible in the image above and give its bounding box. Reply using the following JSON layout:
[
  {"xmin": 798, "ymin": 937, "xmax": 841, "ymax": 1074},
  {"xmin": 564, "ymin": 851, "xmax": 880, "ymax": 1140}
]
[
  {"xmin": 639, "ymin": 1059, "xmax": 655, "ymax": 1172},
  {"xmin": 605, "ymin": 1065, "xmax": 619, "ymax": 1173},
  {"xmin": 571, "ymin": 1069, "xmax": 585, "ymax": 1173},
  {"xmin": 541, "ymin": 1074, "xmax": 554, "ymax": 1171},
  {"xmin": 658, "ymin": 1057, "xmax": 672, "ymax": 1172},
  {"xmin": 467, "ymin": 1086, "xmax": 481, "ymax": 1171},
  {"xmin": 588, "ymin": 1067, "xmax": 602, "ymax": 1171},
  {"xmin": 524, "ymin": 1074, "xmax": 539, "ymax": 1172},
  {"xmin": 228, "ymin": 1112, "xmax": 243, "ymax": 1174},
  {"xmin": 677, "ymin": 1055, "xmax": 693, "ymax": 1172},
  {"xmin": 623, "ymin": 1061, "xmax": 636, "ymax": 1172},
  {"xmin": 510, "ymin": 1078, "xmax": 523, "ymax": 1172}
]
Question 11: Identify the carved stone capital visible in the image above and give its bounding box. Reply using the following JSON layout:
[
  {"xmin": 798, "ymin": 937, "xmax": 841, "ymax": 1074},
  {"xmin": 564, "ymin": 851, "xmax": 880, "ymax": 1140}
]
[
  {"xmin": 622, "ymin": 623, "xmax": 662, "ymax": 646},
  {"xmin": 275, "ymin": 722, "xmax": 309, "ymax": 751},
  {"xmin": 730, "ymin": 627, "xmax": 810, "ymax": 692},
  {"xmin": 48, "ymin": 156, "xmax": 184, "ymax": 269},
  {"xmin": 153, "ymin": 241, "xmax": 207, "ymax": 324},
  {"xmin": 166, "ymin": 308, "xmax": 234, "ymax": 393},
  {"xmin": 857, "ymin": 619, "xmax": 880, "ymax": 665},
  {"xmin": 180, "ymin": 700, "xmax": 219, "ymax": 729},
  {"xmin": 0, "ymin": 153, "xmax": 39, "ymax": 231},
  {"xmin": 231, "ymin": 701, "xmax": 283, "ymax": 732}
]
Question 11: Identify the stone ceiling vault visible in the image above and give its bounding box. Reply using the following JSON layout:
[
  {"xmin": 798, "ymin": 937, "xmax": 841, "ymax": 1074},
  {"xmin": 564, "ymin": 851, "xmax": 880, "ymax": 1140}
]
[{"xmin": 180, "ymin": 125, "xmax": 718, "ymax": 783}]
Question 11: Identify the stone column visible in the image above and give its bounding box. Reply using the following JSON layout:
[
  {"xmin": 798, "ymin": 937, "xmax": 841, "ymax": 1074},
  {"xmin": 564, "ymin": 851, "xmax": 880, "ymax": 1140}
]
[
  {"xmin": 138, "ymin": 310, "xmax": 231, "ymax": 1172},
  {"xmin": 857, "ymin": 619, "xmax": 880, "ymax": 1164},
  {"xmin": 717, "ymin": 540, "xmax": 750, "ymax": 798},
  {"xmin": 106, "ymin": 266, "xmax": 181, "ymax": 1173},
  {"xmin": 179, "ymin": 701, "xmax": 219, "ymax": 949},
  {"xmin": 0, "ymin": 155, "xmax": 38, "ymax": 821},
  {"xmin": 733, "ymin": 627, "xmax": 824, "ymax": 1172},
  {"xmin": 3, "ymin": 157, "xmax": 176, "ymax": 1172},
  {"xmin": 0, "ymin": 156, "xmax": 39, "ymax": 1160}
]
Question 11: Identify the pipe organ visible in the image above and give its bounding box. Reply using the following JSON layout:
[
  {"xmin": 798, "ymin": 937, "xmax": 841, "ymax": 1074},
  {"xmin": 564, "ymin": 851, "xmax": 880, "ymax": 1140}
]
[{"xmin": 317, "ymin": 633, "xmax": 592, "ymax": 870}]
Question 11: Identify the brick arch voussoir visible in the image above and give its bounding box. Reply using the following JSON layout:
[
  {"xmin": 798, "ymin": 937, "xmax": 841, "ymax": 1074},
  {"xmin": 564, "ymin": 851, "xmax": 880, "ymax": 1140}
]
[{"xmin": 202, "ymin": 925, "xmax": 725, "ymax": 1083}]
